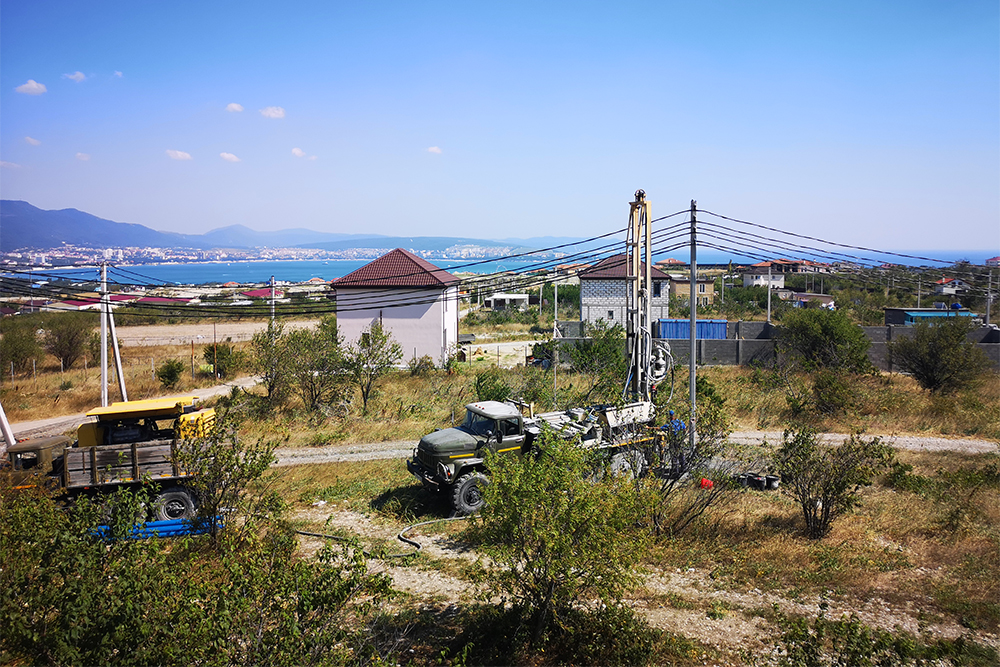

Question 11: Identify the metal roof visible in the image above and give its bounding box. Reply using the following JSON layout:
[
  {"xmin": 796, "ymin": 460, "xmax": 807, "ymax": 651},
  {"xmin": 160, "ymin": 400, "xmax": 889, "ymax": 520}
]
[
  {"xmin": 578, "ymin": 254, "xmax": 669, "ymax": 280},
  {"xmin": 332, "ymin": 248, "xmax": 458, "ymax": 288}
]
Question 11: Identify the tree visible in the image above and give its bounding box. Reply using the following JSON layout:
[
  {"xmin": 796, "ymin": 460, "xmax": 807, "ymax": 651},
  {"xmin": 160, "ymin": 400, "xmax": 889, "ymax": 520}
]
[
  {"xmin": 0, "ymin": 317, "xmax": 41, "ymax": 373},
  {"xmin": 566, "ymin": 319, "xmax": 627, "ymax": 402},
  {"xmin": 773, "ymin": 429, "xmax": 894, "ymax": 539},
  {"xmin": 42, "ymin": 312, "xmax": 95, "ymax": 370},
  {"xmin": 470, "ymin": 430, "xmax": 646, "ymax": 643},
  {"xmin": 778, "ymin": 308, "xmax": 872, "ymax": 373},
  {"xmin": 285, "ymin": 321, "xmax": 350, "ymax": 411},
  {"xmin": 249, "ymin": 320, "xmax": 291, "ymax": 408},
  {"xmin": 889, "ymin": 317, "xmax": 991, "ymax": 393},
  {"xmin": 203, "ymin": 339, "xmax": 240, "ymax": 379},
  {"xmin": 344, "ymin": 321, "xmax": 402, "ymax": 414},
  {"xmin": 155, "ymin": 359, "xmax": 185, "ymax": 389}
]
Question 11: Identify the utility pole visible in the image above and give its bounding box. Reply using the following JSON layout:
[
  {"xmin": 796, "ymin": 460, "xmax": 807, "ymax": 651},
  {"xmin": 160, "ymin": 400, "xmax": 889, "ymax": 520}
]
[
  {"xmin": 100, "ymin": 263, "xmax": 109, "ymax": 407},
  {"xmin": 917, "ymin": 275, "xmax": 922, "ymax": 308},
  {"xmin": 553, "ymin": 280, "xmax": 559, "ymax": 408},
  {"xmin": 688, "ymin": 200, "xmax": 697, "ymax": 450},
  {"xmin": 987, "ymin": 270, "xmax": 993, "ymax": 326},
  {"xmin": 270, "ymin": 275, "xmax": 276, "ymax": 322},
  {"xmin": 766, "ymin": 264, "xmax": 772, "ymax": 323},
  {"xmin": 626, "ymin": 190, "xmax": 652, "ymax": 402}
]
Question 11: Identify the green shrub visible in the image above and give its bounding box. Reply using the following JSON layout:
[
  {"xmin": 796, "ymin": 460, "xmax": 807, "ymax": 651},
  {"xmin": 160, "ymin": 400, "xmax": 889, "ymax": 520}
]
[
  {"xmin": 889, "ymin": 317, "xmax": 991, "ymax": 393},
  {"xmin": 474, "ymin": 366, "xmax": 511, "ymax": 402},
  {"xmin": 155, "ymin": 358, "xmax": 186, "ymax": 389},
  {"xmin": 408, "ymin": 354, "xmax": 435, "ymax": 376}
]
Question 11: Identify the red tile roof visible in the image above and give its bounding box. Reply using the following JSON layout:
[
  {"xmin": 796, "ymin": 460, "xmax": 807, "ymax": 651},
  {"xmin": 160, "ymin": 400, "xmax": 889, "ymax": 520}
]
[
  {"xmin": 332, "ymin": 248, "xmax": 458, "ymax": 288},
  {"xmin": 241, "ymin": 288, "xmax": 284, "ymax": 298},
  {"xmin": 579, "ymin": 254, "xmax": 669, "ymax": 280}
]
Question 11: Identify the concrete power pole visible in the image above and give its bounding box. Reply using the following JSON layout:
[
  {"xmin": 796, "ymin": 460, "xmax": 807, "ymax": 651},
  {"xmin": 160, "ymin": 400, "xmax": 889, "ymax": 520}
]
[
  {"xmin": 688, "ymin": 200, "xmax": 697, "ymax": 450},
  {"xmin": 101, "ymin": 263, "xmax": 109, "ymax": 407}
]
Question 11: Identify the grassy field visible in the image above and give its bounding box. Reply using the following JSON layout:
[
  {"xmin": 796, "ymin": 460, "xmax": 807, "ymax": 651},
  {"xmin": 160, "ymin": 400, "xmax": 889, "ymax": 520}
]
[{"xmin": 268, "ymin": 445, "xmax": 999, "ymax": 663}]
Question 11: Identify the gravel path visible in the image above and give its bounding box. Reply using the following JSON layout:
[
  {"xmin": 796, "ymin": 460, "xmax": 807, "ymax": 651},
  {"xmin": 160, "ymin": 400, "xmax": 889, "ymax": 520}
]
[{"xmin": 271, "ymin": 431, "xmax": 997, "ymax": 466}]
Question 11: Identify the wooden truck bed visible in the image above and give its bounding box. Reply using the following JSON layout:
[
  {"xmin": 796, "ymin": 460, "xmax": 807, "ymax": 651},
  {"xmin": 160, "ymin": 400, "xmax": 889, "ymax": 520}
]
[{"xmin": 63, "ymin": 439, "xmax": 191, "ymax": 489}]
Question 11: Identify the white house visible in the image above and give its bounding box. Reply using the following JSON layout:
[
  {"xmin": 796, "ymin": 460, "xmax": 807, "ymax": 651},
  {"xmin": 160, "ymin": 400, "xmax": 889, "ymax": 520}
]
[
  {"xmin": 933, "ymin": 277, "xmax": 971, "ymax": 296},
  {"xmin": 332, "ymin": 248, "xmax": 460, "ymax": 363},
  {"xmin": 742, "ymin": 262, "xmax": 786, "ymax": 289},
  {"xmin": 579, "ymin": 254, "xmax": 670, "ymax": 326}
]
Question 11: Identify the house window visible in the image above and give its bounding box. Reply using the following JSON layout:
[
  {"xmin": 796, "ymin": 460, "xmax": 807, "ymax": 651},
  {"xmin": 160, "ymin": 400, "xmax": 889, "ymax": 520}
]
[
  {"xmin": 698, "ymin": 283, "xmax": 706, "ymax": 293},
  {"xmin": 608, "ymin": 310, "xmax": 614, "ymax": 320},
  {"xmin": 653, "ymin": 282, "xmax": 662, "ymax": 297}
]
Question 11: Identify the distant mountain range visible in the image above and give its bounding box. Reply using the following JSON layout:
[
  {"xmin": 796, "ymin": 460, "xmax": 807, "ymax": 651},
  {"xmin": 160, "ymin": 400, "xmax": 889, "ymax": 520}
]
[{"xmin": 0, "ymin": 200, "xmax": 588, "ymax": 254}]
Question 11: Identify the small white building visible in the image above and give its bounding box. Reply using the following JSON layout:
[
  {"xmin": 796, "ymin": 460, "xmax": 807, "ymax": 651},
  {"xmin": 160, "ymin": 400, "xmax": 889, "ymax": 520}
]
[
  {"xmin": 934, "ymin": 277, "xmax": 970, "ymax": 296},
  {"xmin": 743, "ymin": 262, "xmax": 786, "ymax": 289},
  {"xmin": 332, "ymin": 248, "xmax": 460, "ymax": 363},
  {"xmin": 484, "ymin": 293, "xmax": 529, "ymax": 310}
]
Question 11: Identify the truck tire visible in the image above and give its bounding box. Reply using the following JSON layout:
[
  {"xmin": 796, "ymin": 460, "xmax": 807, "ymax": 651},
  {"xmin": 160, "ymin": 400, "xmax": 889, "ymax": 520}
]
[
  {"xmin": 153, "ymin": 487, "xmax": 196, "ymax": 521},
  {"xmin": 451, "ymin": 472, "xmax": 488, "ymax": 515},
  {"xmin": 609, "ymin": 450, "xmax": 646, "ymax": 479}
]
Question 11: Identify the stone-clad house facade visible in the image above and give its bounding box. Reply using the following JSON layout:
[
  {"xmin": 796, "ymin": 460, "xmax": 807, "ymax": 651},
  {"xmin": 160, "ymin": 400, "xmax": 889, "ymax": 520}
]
[{"xmin": 578, "ymin": 254, "xmax": 671, "ymax": 326}]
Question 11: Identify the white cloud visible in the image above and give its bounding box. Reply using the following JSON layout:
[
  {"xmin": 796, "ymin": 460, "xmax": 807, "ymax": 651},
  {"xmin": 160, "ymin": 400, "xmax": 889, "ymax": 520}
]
[
  {"xmin": 114, "ymin": 71, "xmax": 123, "ymax": 78},
  {"xmin": 76, "ymin": 153, "xmax": 91, "ymax": 161},
  {"xmin": 259, "ymin": 106, "xmax": 285, "ymax": 119},
  {"xmin": 15, "ymin": 80, "xmax": 47, "ymax": 95},
  {"xmin": 427, "ymin": 146, "xmax": 442, "ymax": 154},
  {"xmin": 1, "ymin": 161, "xmax": 22, "ymax": 169},
  {"xmin": 307, "ymin": 155, "xmax": 318, "ymax": 160},
  {"xmin": 63, "ymin": 71, "xmax": 86, "ymax": 82},
  {"xmin": 226, "ymin": 102, "xmax": 243, "ymax": 112},
  {"xmin": 166, "ymin": 149, "xmax": 192, "ymax": 160},
  {"xmin": 220, "ymin": 152, "xmax": 240, "ymax": 162},
  {"xmin": 291, "ymin": 147, "xmax": 305, "ymax": 157},
  {"xmin": 25, "ymin": 136, "xmax": 41, "ymax": 146}
]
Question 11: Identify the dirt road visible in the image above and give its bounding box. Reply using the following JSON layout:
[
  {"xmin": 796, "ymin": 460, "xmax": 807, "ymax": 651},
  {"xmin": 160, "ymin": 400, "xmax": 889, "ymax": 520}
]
[{"xmin": 116, "ymin": 320, "xmax": 320, "ymax": 347}]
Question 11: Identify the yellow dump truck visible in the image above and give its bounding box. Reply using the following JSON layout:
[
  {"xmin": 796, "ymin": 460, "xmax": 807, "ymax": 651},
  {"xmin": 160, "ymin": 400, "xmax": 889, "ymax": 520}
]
[{"xmin": 5, "ymin": 396, "xmax": 215, "ymax": 521}]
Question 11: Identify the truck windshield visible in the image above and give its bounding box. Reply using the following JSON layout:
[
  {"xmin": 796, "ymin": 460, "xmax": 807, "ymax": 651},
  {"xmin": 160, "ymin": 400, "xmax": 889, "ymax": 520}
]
[{"xmin": 461, "ymin": 411, "xmax": 495, "ymax": 436}]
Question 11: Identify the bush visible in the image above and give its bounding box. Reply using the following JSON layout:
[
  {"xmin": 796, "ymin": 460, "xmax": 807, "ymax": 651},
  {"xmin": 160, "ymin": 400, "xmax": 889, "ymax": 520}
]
[
  {"xmin": 407, "ymin": 355, "xmax": 435, "ymax": 376},
  {"xmin": 0, "ymin": 317, "xmax": 41, "ymax": 373},
  {"xmin": 155, "ymin": 359, "xmax": 186, "ymax": 389},
  {"xmin": 812, "ymin": 369, "xmax": 853, "ymax": 415},
  {"xmin": 889, "ymin": 317, "xmax": 991, "ymax": 393},
  {"xmin": 468, "ymin": 430, "xmax": 646, "ymax": 643},
  {"xmin": 778, "ymin": 309, "xmax": 872, "ymax": 373},
  {"xmin": 774, "ymin": 429, "xmax": 895, "ymax": 539},
  {"xmin": 43, "ymin": 312, "xmax": 96, "ymax": 370},
  {"xmin": 474, "ymin": 366, "xmax": 512, "ymax": 402},
  {"xmin": 203, "ymin": 339, "xmax": 241, "ymax": 379}
]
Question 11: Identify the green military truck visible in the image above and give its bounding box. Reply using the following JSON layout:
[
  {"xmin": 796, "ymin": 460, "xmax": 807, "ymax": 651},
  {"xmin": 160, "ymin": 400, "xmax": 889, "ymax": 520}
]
[
  {"xmin": 407, "ymin": 399, "xmax": 656, "ymax": 514},
  {"xmin": 5, "ymin": 396, "xmax": 214, "ymax": 521}
]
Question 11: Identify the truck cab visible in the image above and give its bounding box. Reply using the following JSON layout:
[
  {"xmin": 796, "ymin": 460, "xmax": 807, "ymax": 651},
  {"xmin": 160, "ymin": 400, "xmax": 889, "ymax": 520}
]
[
  {"xmin": 407, "ymin": 401, "xmax": 527, "ymax": 514},
  {"xmin": 5, "ymin": 436, "xmax": 73, "ymax": 488}
]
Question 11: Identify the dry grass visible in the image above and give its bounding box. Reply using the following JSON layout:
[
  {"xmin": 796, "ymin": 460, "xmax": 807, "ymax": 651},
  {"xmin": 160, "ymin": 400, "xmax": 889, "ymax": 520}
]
[
  {"xmin": 1, "ymin": 342, "xmax": 251, "ymax": 423},
  {"xmin": 690, "ymin": 365, "xmax": 1000, "ymax": 439},
  {"xmin": 648, "ymin": 448, "xmax": 1000, "ymax": 631}
]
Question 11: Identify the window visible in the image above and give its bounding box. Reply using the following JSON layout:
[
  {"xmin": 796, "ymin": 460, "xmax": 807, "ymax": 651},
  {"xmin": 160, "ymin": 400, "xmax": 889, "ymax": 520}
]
[
  {"xmin": 608, "ymin": 310, "xmax": 614, "ymax": 320},
  {"xmin": 653, "ymin": 282, "xmax": 662, "ymax": 297},
  {"xmin": 500, "ymin": 418, "xmax": 521, "ymax": 437},
  {"xmin": 698, "ymin": 283, "xmax": 706, "ymax": 293}
]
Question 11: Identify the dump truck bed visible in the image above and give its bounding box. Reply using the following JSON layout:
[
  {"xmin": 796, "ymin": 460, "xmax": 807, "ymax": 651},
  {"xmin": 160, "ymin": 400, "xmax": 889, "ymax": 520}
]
[{"xmin": 63, "ymin": 438, "xmax": 191, "ymax": 489}]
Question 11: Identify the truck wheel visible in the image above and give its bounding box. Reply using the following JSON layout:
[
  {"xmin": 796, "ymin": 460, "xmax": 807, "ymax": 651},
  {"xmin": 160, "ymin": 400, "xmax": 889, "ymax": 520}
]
[
  {"xmin": 609, "ymin": 451, "xmax": 646, "ymax": 479},
  {"xmin": 451, "ymin": 472, "xmax": 488, "ymax": 515},
  {"xmin": 153, "ymin": 488, "xmax": 196, "ymax": 521}
]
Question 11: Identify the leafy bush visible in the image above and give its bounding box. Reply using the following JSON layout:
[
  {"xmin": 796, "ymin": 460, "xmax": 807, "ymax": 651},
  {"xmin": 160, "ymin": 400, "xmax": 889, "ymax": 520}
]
[
  {"xmin": 0, "ymin": 317, "xmax": 41, "ymax": 373},
  {"xmin": 812, "ymin": 369, "xmax": 853, "ymax": 415},
  {"xmin": 756, "ymin": 606, "xmax": 997, "ymax": 667},
  {"xmin": 155, "ymin": 358, "xmax": 186, "ymax": 389},
  {"xmin": 203, "ymin": 339, "xmax": 242, "ymax": 379},
  {"xmin": 468, "ymin": 430, "xmax": 646, "ymax": 643},
  {"xmin": 774, "ymin": 429, "xmax": 895, "ymax": 539},
  {"xmin": 889, "ymin": 317, "xmax": 991, "ymax": 393},
  {"xmin": 43, "ymin": 312, "xmax": 96, "ymax": 370},
  {"xmin": 567, "ymin": 320, "xmax": 627, "ymax": 402},
  {"xmin": 408, "ymin": 354, "xmax": 435, "ymax": 376},
  {"xmin": 778, "ymin": 309, "xmax": 872, "ymax": 373},
  {"xmin": 474, "ymin": 366, "xmax": 512, "ymax": 402}
]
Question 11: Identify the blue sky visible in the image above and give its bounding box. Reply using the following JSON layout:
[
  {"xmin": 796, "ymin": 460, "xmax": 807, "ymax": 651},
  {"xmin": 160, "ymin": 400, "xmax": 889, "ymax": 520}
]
[{"xmin": 1, "ymin": 1, "xmax": 997, "ymax": 252}]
